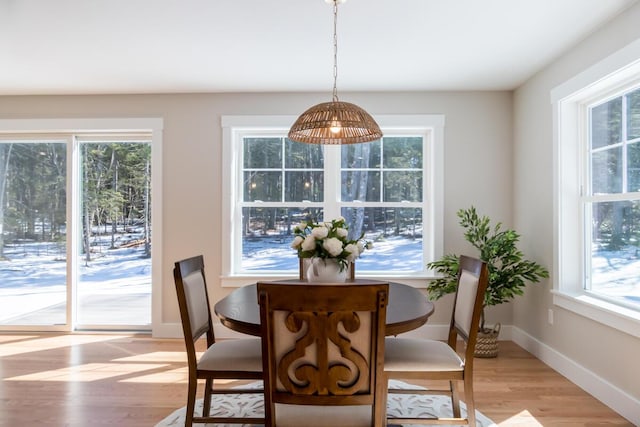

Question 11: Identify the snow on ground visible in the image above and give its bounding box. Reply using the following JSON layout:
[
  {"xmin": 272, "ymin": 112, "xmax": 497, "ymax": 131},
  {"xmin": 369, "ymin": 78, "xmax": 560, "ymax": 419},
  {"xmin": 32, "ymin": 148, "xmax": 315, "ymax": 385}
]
[
  {"xmin": 242, "ymin": 233, "xmax": 424, "ymax": 272},
  {"xmin": 0, "ymin": 242, "xmax": 151, "ymax": 324},
  {"xmin": 1, "ymin": 235, "xmax": 639, "ymax": 325}
]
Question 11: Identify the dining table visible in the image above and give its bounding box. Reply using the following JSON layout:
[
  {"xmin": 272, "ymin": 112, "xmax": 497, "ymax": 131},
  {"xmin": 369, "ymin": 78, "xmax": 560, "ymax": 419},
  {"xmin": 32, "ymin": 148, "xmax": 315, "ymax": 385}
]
[{"xmin": 214, "ymin": 279, "xmax": 435, "ymax": 337}]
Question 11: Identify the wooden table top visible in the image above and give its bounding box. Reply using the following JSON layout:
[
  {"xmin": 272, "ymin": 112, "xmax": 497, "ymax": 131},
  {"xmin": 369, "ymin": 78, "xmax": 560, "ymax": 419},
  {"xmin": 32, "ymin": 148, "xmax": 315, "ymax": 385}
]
[{"xmin": 214, "ymin": 279, "xmax": 434, "ymax": 337}]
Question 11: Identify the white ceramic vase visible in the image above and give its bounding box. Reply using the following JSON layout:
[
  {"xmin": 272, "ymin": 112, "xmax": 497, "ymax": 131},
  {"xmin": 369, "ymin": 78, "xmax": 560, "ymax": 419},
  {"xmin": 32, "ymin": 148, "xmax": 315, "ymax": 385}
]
[{"xmin": 306, "ymin": 257, "xmax": 348, "ymax": 283}]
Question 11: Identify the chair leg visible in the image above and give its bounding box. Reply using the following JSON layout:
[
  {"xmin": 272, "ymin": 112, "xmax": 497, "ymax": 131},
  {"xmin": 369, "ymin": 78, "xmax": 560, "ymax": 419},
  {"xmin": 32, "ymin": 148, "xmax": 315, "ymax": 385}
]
[
  {"xmin": 464, "ymin": 375, "xmax": 477, "ymax": 426},
  {"xmin": 373, "ymin": 376, "xmax": 388, "ymax": 427},
  {"xmin": 202, "ymin": 378, "xmax": 213, "ymax": 418},
  {"xmin": 185, "ymin": 377, "xmax": 197, "ymax": 427},
  {"xmin": 450, "ymin": 380, "xmax": 461, "ymax": 418}
]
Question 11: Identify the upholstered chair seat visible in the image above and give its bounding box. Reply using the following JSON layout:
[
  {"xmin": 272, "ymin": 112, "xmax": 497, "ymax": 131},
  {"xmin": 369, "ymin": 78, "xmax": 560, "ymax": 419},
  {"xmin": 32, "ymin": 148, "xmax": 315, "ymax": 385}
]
[
  {"xmin": 196, "ymin": 338, "xmax": 263, "ymax": 372},
  {"xmin": 384, "ymin": 338, "xmax": 464, "ymax": 372}
]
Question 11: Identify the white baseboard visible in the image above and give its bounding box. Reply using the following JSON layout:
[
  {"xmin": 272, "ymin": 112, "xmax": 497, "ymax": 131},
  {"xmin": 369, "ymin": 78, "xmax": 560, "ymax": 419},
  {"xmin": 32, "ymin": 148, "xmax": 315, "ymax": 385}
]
[
  {"xmin": 152, "ymin": 322, "xmax": 182, "ymax": 338},
  {"xmin": 511, "ymin": 326, "xmax": 639, "ymax": 425}
]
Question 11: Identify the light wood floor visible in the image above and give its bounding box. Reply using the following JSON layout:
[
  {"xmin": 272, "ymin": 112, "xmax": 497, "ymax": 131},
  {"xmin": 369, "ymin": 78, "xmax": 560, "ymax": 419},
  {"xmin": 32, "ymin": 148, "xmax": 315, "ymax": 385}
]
[{"xmin": 0, "ymin": 333, "xmax": 633, "ymax": 426}]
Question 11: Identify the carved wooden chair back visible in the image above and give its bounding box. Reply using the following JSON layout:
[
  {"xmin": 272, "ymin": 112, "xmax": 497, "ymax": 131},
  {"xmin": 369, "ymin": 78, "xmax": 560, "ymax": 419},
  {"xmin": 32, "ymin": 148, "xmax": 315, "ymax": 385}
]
[{"xmin": 257, "ymin": 281, "xmax": 388, "ymax": 427}]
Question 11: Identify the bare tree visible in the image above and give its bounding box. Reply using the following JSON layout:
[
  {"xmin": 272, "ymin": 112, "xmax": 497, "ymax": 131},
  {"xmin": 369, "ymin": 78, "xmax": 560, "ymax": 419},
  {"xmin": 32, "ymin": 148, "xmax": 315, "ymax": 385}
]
[{"xmin": 0, "ymin": 144, "xmax": 13, "ymax": 258}]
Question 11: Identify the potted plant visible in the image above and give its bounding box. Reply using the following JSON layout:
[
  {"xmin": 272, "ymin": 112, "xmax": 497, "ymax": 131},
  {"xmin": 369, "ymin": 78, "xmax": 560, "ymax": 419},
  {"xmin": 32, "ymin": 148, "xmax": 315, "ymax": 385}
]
[{"xmin": 426, "ymin": 206, "xmax": 549, "ymax": 357}]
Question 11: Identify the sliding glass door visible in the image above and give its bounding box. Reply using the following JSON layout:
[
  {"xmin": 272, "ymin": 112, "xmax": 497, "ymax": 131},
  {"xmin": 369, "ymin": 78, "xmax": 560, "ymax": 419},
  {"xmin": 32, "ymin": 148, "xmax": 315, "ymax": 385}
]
[{"xmin": 0, "ymin": 136, "xmax": 152, "ymax": 330}]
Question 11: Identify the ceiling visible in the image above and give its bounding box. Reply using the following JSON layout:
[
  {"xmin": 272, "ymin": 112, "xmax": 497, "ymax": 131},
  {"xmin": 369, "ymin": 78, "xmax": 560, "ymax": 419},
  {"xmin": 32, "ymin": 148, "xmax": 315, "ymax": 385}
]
[{"xmin": 0, "ymin": 0, "xmax": 637, "ymax": 96}]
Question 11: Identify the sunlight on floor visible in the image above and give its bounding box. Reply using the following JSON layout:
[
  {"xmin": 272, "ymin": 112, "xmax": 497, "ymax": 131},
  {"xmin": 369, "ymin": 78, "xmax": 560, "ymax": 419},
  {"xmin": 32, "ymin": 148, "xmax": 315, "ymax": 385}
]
[
  {"xmin": 0, "ymin": 334, "xmax": 128, "ymax": 357},
  {"xmin": 5, "ymin": 362, "xmax": 168, "ymax": 382},
  {"xmin": 0, "ymin": 335, "xmax": 38, "ymax": 344},
  {"xmin": 120, "ymin": 367, "xmax": 188, "ymax": 383},
  {"xmin": 113, "ymin": 351, "xmax": 187, "ymax": 363},
  {"xmin": 497, "ymin": 410, "xmax": 544, "ymax": 426}
]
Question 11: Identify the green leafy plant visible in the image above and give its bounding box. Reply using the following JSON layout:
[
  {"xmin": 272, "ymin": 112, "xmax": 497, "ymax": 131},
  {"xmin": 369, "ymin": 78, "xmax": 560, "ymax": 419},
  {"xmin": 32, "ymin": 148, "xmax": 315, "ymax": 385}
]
[{"xmin": 427, "ymin": 206, "xmax": 549, "ymax": 331}]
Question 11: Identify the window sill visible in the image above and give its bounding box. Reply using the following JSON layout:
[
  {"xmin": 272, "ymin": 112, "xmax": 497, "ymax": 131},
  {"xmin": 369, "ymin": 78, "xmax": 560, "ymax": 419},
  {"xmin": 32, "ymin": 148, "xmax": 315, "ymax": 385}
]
[{"xmin": 552, "ymin": 290, "xmax": 640, "ymax": 339}]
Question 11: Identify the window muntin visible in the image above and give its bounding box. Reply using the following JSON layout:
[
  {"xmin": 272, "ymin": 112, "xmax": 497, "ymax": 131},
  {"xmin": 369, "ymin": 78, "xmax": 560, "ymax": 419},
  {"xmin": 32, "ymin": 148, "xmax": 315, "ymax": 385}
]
[
  {"xmin": 586, "ymin": 86, "xmax": 640, "ymax": 309},
  {"xmin": 231, "ymin": 121, "xmax": 439, "ymax": 277}
]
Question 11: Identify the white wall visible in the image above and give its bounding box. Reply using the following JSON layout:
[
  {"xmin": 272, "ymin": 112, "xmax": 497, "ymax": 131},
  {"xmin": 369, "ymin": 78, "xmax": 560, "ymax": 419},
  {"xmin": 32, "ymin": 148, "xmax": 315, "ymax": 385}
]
[
  {"xmin": 513, "ymin": 2, "xmax": 640, "ymax": 422},
  {"xmin": 0, "ymin": 90, "xmax": 513, "ymax": 334}
]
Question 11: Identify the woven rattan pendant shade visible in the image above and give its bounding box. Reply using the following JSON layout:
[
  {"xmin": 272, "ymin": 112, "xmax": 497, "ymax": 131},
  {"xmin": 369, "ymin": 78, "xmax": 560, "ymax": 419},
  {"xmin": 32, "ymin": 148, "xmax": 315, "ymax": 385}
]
[
  {"xmin": 288, "ymin": 0, "xmax": 382, "ymax": 145},
  {"xmin": 288, "ymin": 100, "xmax": 382, "ymax": 145}
]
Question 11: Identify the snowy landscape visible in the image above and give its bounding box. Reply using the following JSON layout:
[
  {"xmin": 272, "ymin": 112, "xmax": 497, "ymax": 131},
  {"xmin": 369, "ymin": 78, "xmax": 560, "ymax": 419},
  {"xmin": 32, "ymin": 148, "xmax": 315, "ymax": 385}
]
[
  {"xmin": 1, "ymin": 233, "xmax": 639, "ymax": 327},
  {"xmin": 0, "ymin": 238, "xmax": 151, "ymax": 326}
]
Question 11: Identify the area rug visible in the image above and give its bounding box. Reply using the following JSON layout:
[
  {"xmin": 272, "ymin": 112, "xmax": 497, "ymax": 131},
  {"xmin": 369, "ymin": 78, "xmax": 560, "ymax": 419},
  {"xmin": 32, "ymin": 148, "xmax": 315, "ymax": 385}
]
[{"xmin": 156, "ymin": 380, "xmax": 496, "ymax": 427}]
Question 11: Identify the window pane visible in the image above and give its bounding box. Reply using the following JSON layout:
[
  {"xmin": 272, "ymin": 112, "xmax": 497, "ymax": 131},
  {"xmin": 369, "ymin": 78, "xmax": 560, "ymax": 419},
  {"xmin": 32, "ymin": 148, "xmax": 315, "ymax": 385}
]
[
  {"xmin": 0, "ymin": 142, "xmax": 67, "ymax": 326},
  {"xmin": 244, "ymin": 137, "xmax": 282, "ymax": 168},
  {"xmin": 244, "ymin": 171, "xmax": 281, "ymax": 202},
  {"xmin": 78, "ymin": 142, "xmax": 152, "ymax": 326},
  {"xmin": 285, "ymin": 139, "xmax": 323, "ymax": 169},
  {"xmin": 242, "ymin": 207, "xmax": 323, "ymax": 271},
  {"xmin": 591, "ymin": 97, "xmax": 622, "ymax": 149},
  {"xmin": 383, "ymin": 171, "xmax": 423, "ymax": 202},
  {"xmin": 341, "ymin": 207, "xmax": 423, "ymax": 272},
  {"xmin": 341, "ymin": 140, "xmax": 381, "ymax": 168},
  {"xmin": 627, "ymin": 88, "xmax": 640, "ymax": 140},
  {"xmin": 628, "ymin": 141, "xmax": 640, "ymax": 192},
  {"xmin": 590, "ymin": 201, "xmax": 640, "ymax": 308},
  {"xmin": 341, "ymin": 170, "xmax": 381, "ymax": 202},
  {"xmin": 284, "ymin": 171, "xmax": 323, "ymax": 202},
  {"xmin": 383, "ymin": 137, "xmax": 423, "ymax": 168},
  {"xmin": 591, "ymin": 146, "xmax": 622, "ymax": 194}
]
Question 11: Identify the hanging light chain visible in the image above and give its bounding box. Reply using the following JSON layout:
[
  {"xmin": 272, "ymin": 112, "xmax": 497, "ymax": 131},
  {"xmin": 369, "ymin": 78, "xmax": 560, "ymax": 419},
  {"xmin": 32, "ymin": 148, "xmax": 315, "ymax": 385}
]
[
  {"xmin": 332, "ymin": 0, "xmax": 339, "ymax": 102},
  {"xmin": 287, "ymin": 0, "xmax": 382, "ymax": 144}
]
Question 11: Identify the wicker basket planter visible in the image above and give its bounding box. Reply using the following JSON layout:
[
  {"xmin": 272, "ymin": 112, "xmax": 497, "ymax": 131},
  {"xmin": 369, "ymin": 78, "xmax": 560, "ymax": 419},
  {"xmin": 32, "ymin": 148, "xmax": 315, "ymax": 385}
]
[{"xmin": 474, "ymin": 324, "xmax": 501, "ymax": 358}]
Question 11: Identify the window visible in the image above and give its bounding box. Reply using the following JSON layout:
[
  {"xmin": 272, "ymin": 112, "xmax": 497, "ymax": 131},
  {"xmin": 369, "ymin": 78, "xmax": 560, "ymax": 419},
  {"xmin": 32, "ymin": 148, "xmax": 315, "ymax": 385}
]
[
  {"xmin": 552, "ymin": 39, "xmax": 640, "ymax": 338},
  {"xmin": 587, "ymin": 88, "xmax": 640, "ymax": 306},
  {"xmin": 222, "ymin": 115, "xmax": 443, "ymax": 285}
]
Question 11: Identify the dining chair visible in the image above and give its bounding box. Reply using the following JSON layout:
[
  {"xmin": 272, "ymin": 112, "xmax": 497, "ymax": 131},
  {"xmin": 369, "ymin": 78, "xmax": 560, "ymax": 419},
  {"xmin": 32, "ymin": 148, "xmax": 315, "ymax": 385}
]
[
  {"xmin": 257, "ymin": 280, "xmax": 388, "ymax": 427},
  {"xmin": 173, "ymin": 255, "xmax": 264, "ymax": 426},
  {"xmin": 298, "ymin": 258, "xmax": 355, "ymax": 280},
  {"xmin": 383, "ymin": 255, "xmax": 489, "ymax": 425}
]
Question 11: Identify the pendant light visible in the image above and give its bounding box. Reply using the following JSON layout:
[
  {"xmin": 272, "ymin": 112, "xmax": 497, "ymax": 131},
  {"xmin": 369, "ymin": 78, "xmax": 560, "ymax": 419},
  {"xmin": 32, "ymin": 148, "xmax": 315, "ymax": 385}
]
[{"xmin": 288, "ymin": 0, "xmax": 382, "ymax": 145}]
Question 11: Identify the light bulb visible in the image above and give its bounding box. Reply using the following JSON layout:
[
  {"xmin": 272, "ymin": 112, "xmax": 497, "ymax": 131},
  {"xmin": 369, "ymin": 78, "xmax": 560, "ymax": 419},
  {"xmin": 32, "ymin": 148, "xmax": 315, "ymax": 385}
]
[{"xmin": 330, "ymin": 120, "xmax": 342, "ymax": 134}]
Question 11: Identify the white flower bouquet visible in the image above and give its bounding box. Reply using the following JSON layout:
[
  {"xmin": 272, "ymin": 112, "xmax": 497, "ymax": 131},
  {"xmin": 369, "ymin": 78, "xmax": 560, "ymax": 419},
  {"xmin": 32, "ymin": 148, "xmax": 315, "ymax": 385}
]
[{"xmin": 290, "ymin": 216, "xmax": 372, "ymax": 272}]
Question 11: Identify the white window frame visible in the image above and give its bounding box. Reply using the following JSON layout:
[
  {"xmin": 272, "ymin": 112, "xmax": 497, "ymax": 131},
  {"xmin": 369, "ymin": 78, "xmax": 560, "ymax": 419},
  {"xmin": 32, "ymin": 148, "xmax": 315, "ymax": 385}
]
[
  {"xmin": 221, "ymin": 114, "xmax": 444, "ymax": 288},
  {"xmin": 551, "ymin": 38, "xmax": 640, "ymax": 339}
]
